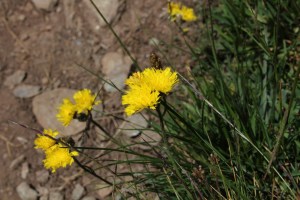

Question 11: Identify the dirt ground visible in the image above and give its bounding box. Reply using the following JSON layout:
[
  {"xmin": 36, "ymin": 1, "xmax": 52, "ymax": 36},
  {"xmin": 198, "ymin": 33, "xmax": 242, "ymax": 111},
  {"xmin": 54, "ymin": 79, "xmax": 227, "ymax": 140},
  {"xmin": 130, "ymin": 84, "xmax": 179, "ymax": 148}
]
[{"xmin": 0, "ymin": 0, "xmax": 196, "ymax": 199}]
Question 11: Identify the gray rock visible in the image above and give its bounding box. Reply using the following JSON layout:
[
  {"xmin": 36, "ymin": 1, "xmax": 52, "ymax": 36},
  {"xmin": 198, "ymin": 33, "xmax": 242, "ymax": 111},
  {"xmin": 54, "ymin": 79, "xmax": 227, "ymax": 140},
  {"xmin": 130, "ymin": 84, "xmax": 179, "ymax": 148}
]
[
  {"xmin": 72, "ymin": 183, "xmax": 85, "ymax": 200},
  {"xmin": 31, "ymin": 0, "xmax": 57, "ymax": 11},
  {"xmin": 21, "ymin": 162, "xmax": 29, "ymax": 179},
  {"xmin": 101, "ymin": 51, "xmax": 131, "ymax": 92},
  {"xmin": 122, "ymin": 114, "xmax": 148, "ymax": 138},
  {"xmin": 97, "ymin": 185, "xmax": 113, "ymax": 199},
  {"xmin": 10, "ymin": 155, "xmax": 25, "ymax": 169},
  {"xmin": 32, "ymin": 88, "xmax": 86, "ymax": 136},
  {"xmin": 83, "ymin": 0, "xmax": 122, "ymax": 27},
  {"xmin": 137, "ymin": 130, "xmax": 162, "ymax": 150},
  {"xmin": 4, "ymin": 70, "xmax": 26, "ymax": 88},
  {"xmin": 13, "ymin": 85, "xmax": 41, "ymax": 98},
  {"xmin": 35, "ymin": 170, "xmax": 49, "ymax": 184},
  {"xmin": 49, "ymin": 191, "xmax": 63, "ymax": 200},
  {"xmin": 16, "ymin": 182, "xmax": 38, "ymax": 200}
]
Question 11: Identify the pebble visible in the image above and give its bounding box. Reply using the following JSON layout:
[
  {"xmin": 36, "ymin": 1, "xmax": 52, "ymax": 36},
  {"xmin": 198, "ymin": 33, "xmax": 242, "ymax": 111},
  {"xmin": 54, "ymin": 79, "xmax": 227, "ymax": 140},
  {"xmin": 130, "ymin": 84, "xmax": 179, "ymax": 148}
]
[
  {"xmin": 97, "ymin": 185, "xmax": 113, "ymax": 199},
  {"xmin": 49, "ymin": 191, "xmax": 64, "ymax": 200},
  {"xmin": 72, "ymin": 183, "xmax": 85, "ymax": 200},
  {"xmin": 137, "ymin": 130, "xmax": 162, "ymax": 150},
  {"xmin": 31, "ymin": 0, "xmax": 58, "ymax": 11},
  {"xmin": 21, "ymin": 162, "xmax": 29, "ymax": 179},
  {"xmin": 122, "ymin": 114, "xmax": 148, "ymax": 138},
  {"xmin": 10, "ymin": 155, "xmax": 25, "ymax": 169},
  {"xmin": 35, "ymin": 170, "xmax": 49, "ymax": 184},
  {"xmin": 32, "ymin": 88, "xmax": 85, "ymax": 136},
  {"xmin": 83, "ymin": 0, "xmax": 121, "ymax": 27},
  {"xmin": 16, "ymin": 182, "xmax": 38, "ymax": 200},
  {"xmin": 4, "ymin": 70, "xmax": 26, "ymax": 88},
  {"xmin": 13, "ymin": 85, "xmax": 41, "ymax": 98},
  {"xmin": 101, "ymin": 51, "xmax": 132, "ymax": 92}
]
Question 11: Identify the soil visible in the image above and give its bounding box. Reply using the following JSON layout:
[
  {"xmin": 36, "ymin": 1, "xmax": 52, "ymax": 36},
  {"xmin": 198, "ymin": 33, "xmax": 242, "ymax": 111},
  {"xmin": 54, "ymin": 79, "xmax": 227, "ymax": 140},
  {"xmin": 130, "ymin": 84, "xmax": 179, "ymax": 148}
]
[{"xmin": 0, "ymin": 0, "xmax": 197, "ymax": 199}]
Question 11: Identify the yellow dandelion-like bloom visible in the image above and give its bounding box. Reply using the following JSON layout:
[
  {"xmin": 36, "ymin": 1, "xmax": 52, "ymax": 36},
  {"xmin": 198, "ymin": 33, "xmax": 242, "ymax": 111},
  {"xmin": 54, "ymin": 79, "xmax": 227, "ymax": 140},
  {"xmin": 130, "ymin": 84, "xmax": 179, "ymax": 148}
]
[
  {"xmin": 122, "ymin": 85, "xmax": 160, "ymax": 116},
  {"xmin": 73, "ymin": 89, "xmax": 100, "ymax": 114},
  {"xmin": 168, "ymin": 2, "xmax": 182, "ymax": 20},
  {"xmin": 181, "ymin": 6, "xmax": 197, "ymax": 22},
  {"xmin": 125, "ymin": 71, "xmax": 144, "ymax": 87},
  {"xmin": 34, "ymin": 129, "xmax": 58, "ymax": 151},
  {"xmin": 143, "ymin": 67, "xmax": 178, "ymax": 94},
  {"xmin": 56, "ymin": 98, "xmax": 76, "ymax": 126},
  {"xmin": 43, "ymin": 144, "xmax": 79, "ymax": 173},
  {"xmin": 168, "ymin": 2, "xmax": 197, "ymax": 22}
]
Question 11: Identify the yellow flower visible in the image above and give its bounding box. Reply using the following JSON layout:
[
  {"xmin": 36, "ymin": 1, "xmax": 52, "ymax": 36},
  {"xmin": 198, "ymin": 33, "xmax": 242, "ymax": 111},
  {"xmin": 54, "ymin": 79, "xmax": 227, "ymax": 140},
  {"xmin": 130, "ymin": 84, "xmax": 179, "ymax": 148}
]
[
  {"xmin": 122, "ymin": 84, "xmax": 160, "ymax": 116},
  {"xmin": 43, "ymin": 144, "xmax": 79, "ymax": 173},
  {"xmin": 168, "ymin": 2, "xmax": 182, "ymax": 20},
  {"xmin": 168, "ymin": 2, "xmax": 197, "ymax": 22},
  {"xmin": 73, "ymin": 89, "xmax": 100, "ymax": 114},
  {"xmin": 181, "ymin": 6, "xmax": 197, "ymax": 22},
  {"xmin": 143, "ymin": 67, "xmax": 178, "ymax": 94},
  {"xmin": 122, "ymin": 67, "xmax": 178, "ymax": 116},
  {"xmin": 56, "ymin": 99, "xmax": 76, "ymax": 126},
  {"xmin": 125, "ymin": 71, "xmax": 144, "ymax": 87},
  {"xmin": 34, "ymin": 129, "xmax": 58, "ymax": 151}
]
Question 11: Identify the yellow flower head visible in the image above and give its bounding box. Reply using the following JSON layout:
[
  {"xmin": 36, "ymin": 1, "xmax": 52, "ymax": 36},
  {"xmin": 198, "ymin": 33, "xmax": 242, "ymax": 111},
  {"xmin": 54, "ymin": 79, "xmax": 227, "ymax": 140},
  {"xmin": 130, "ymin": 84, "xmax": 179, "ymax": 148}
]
[
  {"xmin": 125, "ymin": 71, "xmax": 144, "ymax": 87},
  {"xmin": 34, "ymin": 129, "xmax": 58, "ymax": 151},
  {"xmin": 181, "ymin": 6, "xmax": 197, "ymax": 22},
  {"xmin": 122, "ymin": 85, "xmax": 160, "ymax": 116},
  {"xmin": 122, "ymin": 67, "xmax": 178, "ymax": 116},
  {"xmin": 168, "ymin": 2, "xmax": 197, "ymax": 22},
  {"xmin": 56, "ymin": 99, "xmax": 76, "ymax": 126},
  {"xmin": 43, "ymin": 144, "xmax": 79, "ymax": 173},
  {"xmin": 73, "ymin": 89, "xmax": 100, "ymax": 114},
  {"xmin": 143, "ymin": 67, "xmax": 178, "ymax": 94}
]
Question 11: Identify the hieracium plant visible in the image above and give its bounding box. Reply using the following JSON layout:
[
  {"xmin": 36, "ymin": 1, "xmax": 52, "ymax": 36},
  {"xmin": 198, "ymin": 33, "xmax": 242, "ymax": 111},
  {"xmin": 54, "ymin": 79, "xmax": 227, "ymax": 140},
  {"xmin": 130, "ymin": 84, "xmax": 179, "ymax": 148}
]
[{"xmin": 14, "ymin": 0, "xmax": 300, "ymax": 199}]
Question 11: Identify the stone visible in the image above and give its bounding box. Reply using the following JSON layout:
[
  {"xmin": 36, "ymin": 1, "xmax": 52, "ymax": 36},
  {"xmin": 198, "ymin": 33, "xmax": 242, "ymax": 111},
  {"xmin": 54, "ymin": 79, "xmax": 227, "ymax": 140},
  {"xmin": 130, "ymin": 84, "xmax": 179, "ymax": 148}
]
[
  {"xmin": 72, "ymin": 183, "xmax": 85, "ymax": 200},
  {"xmin": 10, "ymin": 155, "xmax": 25, "ymax": 169},
  {"xmin": 122, "ymin": 114, "xmax": 148, "ymax": 138},
  {"xmin": 16, "ymin": 182, "xmax": 38, "ymax": 200},
  {"xmin": 137, "ymin": 130, "xmax": 162, "ymax": 150},
  {"xmin": 21, "ymin": 162, "xmax": 29, "ymax": 179},
  {"xmin": 35, "ymin": 170, "xmax": 49, "ymax": 184},
  {"xmin": 83, "ymin": 0, "xmax": 122, "ymax": 27},
  {"xmin": 49, "ymin": 191, "xmax": 63, "ymax": 200},
  {"xmin": 97, "ymin": 185, "xmax": 113, "ymax": 199},
  {"xmin": 101, "ymin": 52, "xmax": 132, "ymax": 92},
  {"xmin": 31, "ymin": 0, "xmax": 58, "ymax": 11},
  {"xmin": 4, "ymin": 70, "xmax": 26, "ymax": 88},
  {"xmin": 32, "ymin": 88, "xmax": 86, "ymax": 136},
  {"xmin": 13, "ymin": 85, "xmax": 41, "ymax": 98}
]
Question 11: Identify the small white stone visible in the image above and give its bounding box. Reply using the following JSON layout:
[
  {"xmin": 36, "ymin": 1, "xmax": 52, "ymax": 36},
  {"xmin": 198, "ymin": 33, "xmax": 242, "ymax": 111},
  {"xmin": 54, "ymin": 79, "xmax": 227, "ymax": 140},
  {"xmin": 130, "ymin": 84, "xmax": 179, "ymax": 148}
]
[
  {"xmin": 16, "ymin": 182, "xmax": 38, "ymax": 200},
  {"xmin": 72, "ymin": 183, "xmax": 85, "ymax": 200},
  {"xmin": 21, "ymin": 162, "xmax": 29, "ymax": 179}
]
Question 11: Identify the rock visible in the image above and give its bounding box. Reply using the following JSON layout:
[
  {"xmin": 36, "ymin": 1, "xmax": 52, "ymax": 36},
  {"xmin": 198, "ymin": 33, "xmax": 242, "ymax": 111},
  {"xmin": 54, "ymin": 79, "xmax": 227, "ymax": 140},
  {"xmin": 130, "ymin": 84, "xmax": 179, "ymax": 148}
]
[
  {"xmin": 36, "ymin": 185, "xmax": 49, "ymax": 198},
  {"xmin": 31, "ymin": 0, "xmax": 58, "ymax": 11},
  {"xmin": 16, "ymin": 182, "xmax": 38, "ymax": 200},
  {"xmin": 32, "ymin": 88, "xmax": 86, "ymax": 136},
  {"xmin": 72, "ymin": 183, "xmax": 85, "ymax": 200},
  {"xmin": 49, "ymin": 191, "xmax": 63, "ymax": 200},
  {"xmin": 101, "ymin": 52, "xmax": 132, "ymax": 92},
  {"xmin": 83, "ymin": 0, "xmax": 122, "ymax": 27},
  {"xmin": 21, "ymin": 162, "xmax": 29, "ymax": 179},
  {"xmin": 122, "ymin": 114, "xmax": 148, "ymax": 138},
  {"xmin": 97, "ymin": 185, "xmax": 113, "ymax": 199},
  {"xmin": 137, "ymin": 130, "xmax": 162, "ymax": 150},
  {"xmin": 35, "ymin": 170, "xmax": 49, "ymax": 184},
  {"xmin": 10, "ymin": 155, "xmax": 25, "ymax": 169},
  {"xmin": 16, "ymin": 136, "xmax": 28, "ymax": 145},
  {"xmin": 4, "ymin": 70, "xmax": 26, "ymax": 88},
  {"xmin": 13, "ymin": 85, "xmax": 41, "ymax": 98},
  {"xmin": 149, "ymin": 37, "xmax": 160, "ymax": 46},
  {"xmin": 82, "ymin": 197, "xmax": 96, "ymax": 200}
]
